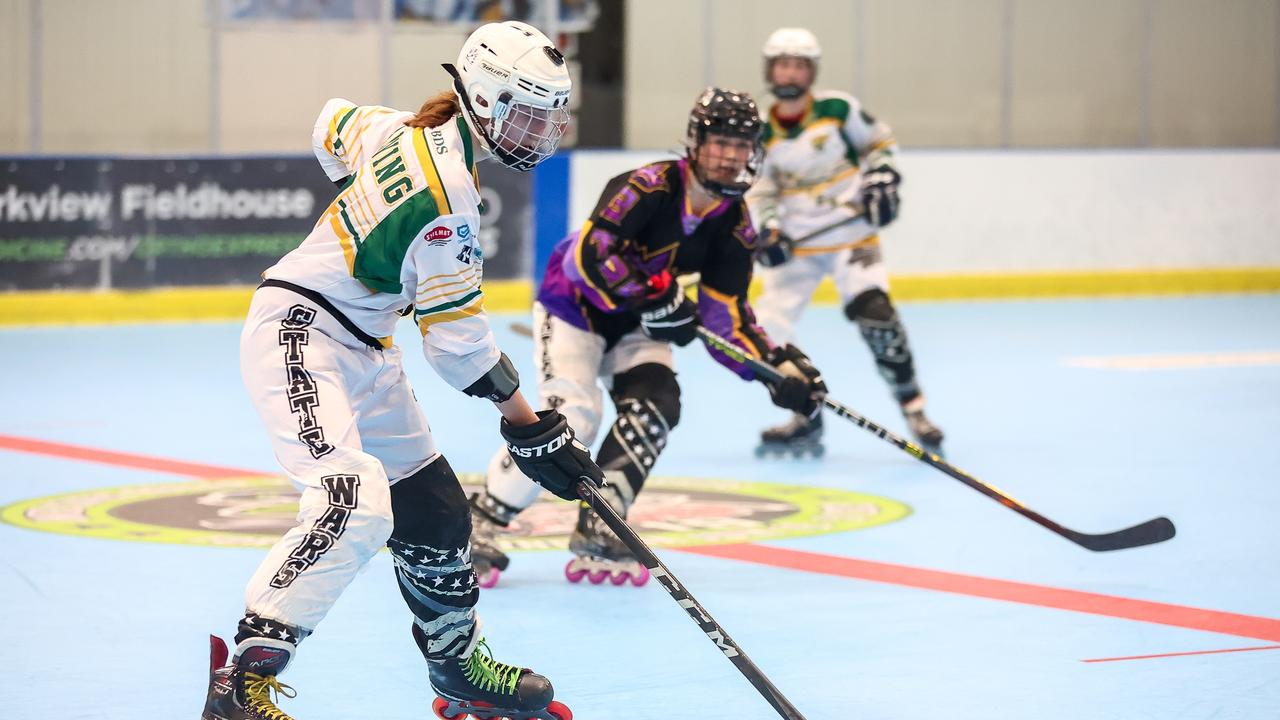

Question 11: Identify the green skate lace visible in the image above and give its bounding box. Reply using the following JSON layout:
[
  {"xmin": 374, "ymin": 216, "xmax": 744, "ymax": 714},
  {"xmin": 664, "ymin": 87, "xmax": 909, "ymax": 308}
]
[
  {"xmin": 462, "ymin": 639, "xmax": 522, "ymax": 696},
  {"xmin": 244, "ymin": 673, "xmax": 297, "ymax": 720}
]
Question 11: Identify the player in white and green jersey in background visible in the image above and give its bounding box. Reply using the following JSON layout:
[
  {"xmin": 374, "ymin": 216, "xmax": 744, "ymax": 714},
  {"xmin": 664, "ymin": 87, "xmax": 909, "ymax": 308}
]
[
  {"xmin": 747, "ymin": 27, "xmax": 945, "ymax": 458},
  {"xmin": 202, "ymin": 21, "xmax": 593, "ymax": 720}
]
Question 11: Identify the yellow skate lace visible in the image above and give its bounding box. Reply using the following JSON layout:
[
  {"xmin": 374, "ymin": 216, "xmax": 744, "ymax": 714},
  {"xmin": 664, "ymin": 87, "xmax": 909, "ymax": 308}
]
[
  {"xmin": 244, "ymin": 673, "xmax": 297, "ymax": 720},
  {"xmin": 462, "ymin": 639, "xmax": 522, "ymax": 696}
]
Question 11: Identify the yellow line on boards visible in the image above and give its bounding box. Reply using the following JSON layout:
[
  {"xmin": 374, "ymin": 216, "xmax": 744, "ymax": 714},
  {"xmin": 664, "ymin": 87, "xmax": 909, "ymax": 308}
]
[{"xmin": 1, "ymin": 268, "xmax": 1277, "ymax": 327}]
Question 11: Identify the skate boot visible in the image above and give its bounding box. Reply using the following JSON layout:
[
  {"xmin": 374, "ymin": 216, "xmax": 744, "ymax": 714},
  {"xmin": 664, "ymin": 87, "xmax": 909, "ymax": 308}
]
[
  {"xmin": 469, "ymin": 493, "xmax": 515, "ymax": 589},
  {"xmin": 202, "ymin": 635, "xmax": 297, "ymax": 720},
  {"xmin": 564, "ymin": 500, "xmax": 649, "ymax": 587},
  {"xmin": 415, "ymin": 625, "xmax": 572, "ymax": 720},
  {"xmin": 901, "ymin": 396, "xmax": 944, "ymax": 454},
  {"xmin": 755, "ymin": 411, "xmax": 824, "ymax": 459}
]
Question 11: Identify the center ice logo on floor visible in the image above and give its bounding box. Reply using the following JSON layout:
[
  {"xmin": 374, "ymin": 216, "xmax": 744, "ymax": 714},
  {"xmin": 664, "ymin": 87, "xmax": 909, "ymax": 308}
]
[{"xmin": 0, "ymin": 473, "xmax": 911, "ymax": 548}]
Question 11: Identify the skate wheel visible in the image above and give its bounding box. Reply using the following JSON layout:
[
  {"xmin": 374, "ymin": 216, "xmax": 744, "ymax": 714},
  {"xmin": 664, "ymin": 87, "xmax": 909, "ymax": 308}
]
[
  {"xmin": 753, "ymin": 445, "xmax": 767, "ymax": 458},
  {"xmin": 629, "ymin": 565, "xmax": 650, "ymax": 586},
  {"xmin": 432, "ymin": 696, "xmax": 467, "ymax": 720},
  {"xmin": 564, "ymin": 560, "xmax": 587, "ymax": 584},
  {"xmin": 547, "ymin": 700, "xmax": 573, "ymax": 720},
  {"xmin": 476, "ymin": 566, "xmax": 500, "ymax": 589},
  {"xmin": 586, "ymin": 569, "xmax": 609, "ymax": 585}
]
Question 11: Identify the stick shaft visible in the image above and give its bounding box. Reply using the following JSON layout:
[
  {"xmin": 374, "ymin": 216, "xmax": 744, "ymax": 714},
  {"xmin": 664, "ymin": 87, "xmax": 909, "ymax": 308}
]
[
  {"xmin": 696, "ymin": 326, "xmax": 1175, "ymax": 552},
  {"xmin": 576, "ymin": 481, "xmax": 808, "ymax": 720}
]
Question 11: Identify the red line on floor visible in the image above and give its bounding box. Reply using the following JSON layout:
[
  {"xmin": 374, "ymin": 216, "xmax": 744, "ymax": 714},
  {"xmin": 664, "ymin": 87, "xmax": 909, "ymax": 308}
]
[
  {"xmin": 0, "ymin": 434, "xmax": 262, "ymax": 479},
  {"xmin": 10, "ymin": 432, "xmax": 1279, "ymax": 648},
  {"xmin": 1081, "ymin": 644, "xmax": 1280, "ymax": 663},
  {"xmin": 679, "ymin": 544, "xmax": 1280, "ymax": 643}
]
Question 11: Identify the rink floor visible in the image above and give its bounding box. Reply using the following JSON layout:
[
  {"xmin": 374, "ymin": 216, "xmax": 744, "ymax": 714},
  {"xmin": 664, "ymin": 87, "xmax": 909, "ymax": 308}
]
[{"xmin": 2, "ymin": 294, "xmax": 1278, "ymax": 720}]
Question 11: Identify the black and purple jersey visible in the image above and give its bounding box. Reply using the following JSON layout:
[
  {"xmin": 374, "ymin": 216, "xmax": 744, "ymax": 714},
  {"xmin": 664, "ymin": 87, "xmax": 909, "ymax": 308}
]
[{"xmin": 537, "ymin": 158, "xmax": 773, "ymax": 378}]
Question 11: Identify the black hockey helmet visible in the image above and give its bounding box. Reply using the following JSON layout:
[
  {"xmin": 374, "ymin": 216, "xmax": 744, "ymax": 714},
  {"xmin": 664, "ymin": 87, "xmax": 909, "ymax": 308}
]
[{"xmin": 684, "ymin": 87, "xmax": 765, "ymax": 198}]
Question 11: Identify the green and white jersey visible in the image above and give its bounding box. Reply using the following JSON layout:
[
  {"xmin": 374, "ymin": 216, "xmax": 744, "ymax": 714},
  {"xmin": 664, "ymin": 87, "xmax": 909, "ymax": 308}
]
[
  {"xmin": 264, "ymin": 98, "xmax": 498, "ymax": 391},
  {"xmin": 746, "ymin": 89, "xmax": 898, "ymax": 254}
]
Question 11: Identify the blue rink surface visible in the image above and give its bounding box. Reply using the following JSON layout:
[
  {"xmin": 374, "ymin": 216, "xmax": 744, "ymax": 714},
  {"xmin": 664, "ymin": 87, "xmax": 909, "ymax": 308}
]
[{"xmin": 1, "ymin": 295, "xmax": 1278, "ymax": 720}]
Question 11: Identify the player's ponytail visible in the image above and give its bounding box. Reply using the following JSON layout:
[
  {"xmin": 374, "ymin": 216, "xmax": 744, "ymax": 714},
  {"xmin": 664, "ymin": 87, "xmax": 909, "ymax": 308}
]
[{"xmin": 405, "ymin": 90, "xmax": 460, "ymax": 129}]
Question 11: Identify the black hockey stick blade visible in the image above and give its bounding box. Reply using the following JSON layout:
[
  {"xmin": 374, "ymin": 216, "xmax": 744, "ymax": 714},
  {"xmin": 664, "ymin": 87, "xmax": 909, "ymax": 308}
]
[
  {"xmin": 576, "ymin": 480, "xmax": 808, "ymax": 720},
  {"xmin": 1063, "ymin": 516, "xmax": 1177, "ymax": 552}
]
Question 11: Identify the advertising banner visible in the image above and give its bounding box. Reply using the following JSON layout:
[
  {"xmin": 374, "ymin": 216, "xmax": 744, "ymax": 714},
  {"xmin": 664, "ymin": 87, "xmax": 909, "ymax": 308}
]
[{"xmin": 0, "ymin": 156, "xmax": 530, "ymax": 291}]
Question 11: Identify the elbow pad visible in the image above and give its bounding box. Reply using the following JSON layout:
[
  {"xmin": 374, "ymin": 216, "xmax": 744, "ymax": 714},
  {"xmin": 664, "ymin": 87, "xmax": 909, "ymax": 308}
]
[{"xmin": 463, "ymin": 353, "xmax": 520, "ymax": 402}]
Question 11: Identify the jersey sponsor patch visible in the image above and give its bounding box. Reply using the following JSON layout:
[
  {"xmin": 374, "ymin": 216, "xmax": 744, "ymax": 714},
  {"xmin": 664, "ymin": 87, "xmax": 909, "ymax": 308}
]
[{"xmin": 425, "ymin": 226, "xmax": 454, "ymax": 245}]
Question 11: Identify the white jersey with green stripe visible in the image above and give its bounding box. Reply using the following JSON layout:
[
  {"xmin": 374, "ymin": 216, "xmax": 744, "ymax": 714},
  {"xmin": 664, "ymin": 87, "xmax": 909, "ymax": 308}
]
[
  {"xmin": 746, "ymin": 89, "xmax": 898, "ymax": 252},
  {"xmin": 263, "ymin": 98, "xmax": 499, "ymax": 392}
]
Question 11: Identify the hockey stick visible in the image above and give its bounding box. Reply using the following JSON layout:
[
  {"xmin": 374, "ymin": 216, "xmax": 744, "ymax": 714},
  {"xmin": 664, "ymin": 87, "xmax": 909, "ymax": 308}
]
[
  {"xmin": 696, "ymin": 327, "xmax": 1177, "ymax": 552},
  {"xmin": 790, "ymin": 204, "xmax": 869, "ymax": 244},
  {"xmin": 576, "ymin": 480, "xmax": 807, "ymax": 720}
]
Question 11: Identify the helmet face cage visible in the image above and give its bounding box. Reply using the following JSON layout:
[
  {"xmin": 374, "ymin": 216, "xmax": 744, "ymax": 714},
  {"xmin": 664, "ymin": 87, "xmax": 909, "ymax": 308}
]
[
  {"xmin": 488, "ymin": 93, "xmax": 571, "ymax": 172},
  {"xmin": 448, "ymin": 21, "xmax": 572, "ymax": 172},
  {"xmin": 685, "ymin": 88, "xmax": 765, "ymax": 198},
  {"xmin": 765, "ymin": 60, "xmax": 815, "ymax": 100}
]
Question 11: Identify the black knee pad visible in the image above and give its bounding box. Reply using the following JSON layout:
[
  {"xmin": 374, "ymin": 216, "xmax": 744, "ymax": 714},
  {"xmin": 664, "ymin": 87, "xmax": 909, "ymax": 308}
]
[
  {"xmin": 387, "ymin": 455, "xmax": 477, "ymax": 651},
  {"xmin": 611, "ymin": 363, "xmax": 681, "ymax": 428},
  {"xmin": 389, "ymin": 455, "xmax": 470, "ymax": 547},
  {"xmin": 596, "ymin": 363, "xmax": 681, "ymax": 498},
  {"xmin": 845, "ymin": 289, "xmax": 920, "ymax": 400},
  {"xmin": 844, "ymin": 288, "xmax": 896, "ymax": 323}
]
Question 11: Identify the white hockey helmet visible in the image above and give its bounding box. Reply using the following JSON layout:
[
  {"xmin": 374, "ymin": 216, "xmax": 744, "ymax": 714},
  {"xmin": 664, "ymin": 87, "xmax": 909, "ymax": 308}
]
[
  {"xmin": 762, "ymin": 27, "xmax": 821, "ymax": 99},
  {"xmin": 444, "ymin": 21, "xmax": 572, "ymax": 172}
]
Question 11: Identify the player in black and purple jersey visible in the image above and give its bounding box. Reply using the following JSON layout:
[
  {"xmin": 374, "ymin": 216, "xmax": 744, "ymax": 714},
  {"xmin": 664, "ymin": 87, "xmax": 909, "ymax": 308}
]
[{"xmin": 467, "ymin": 88, "xmax": 828, "ymax": 588}]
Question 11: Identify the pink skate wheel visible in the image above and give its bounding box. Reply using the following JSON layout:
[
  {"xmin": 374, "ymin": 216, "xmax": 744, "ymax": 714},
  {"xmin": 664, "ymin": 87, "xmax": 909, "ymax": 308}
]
[
  {"xmin": 629, "ymin": 566, "xmax": 650, "ymax": 586},
  {"xmin": 586, "ymin": 569, "xmax": 609, "ymax": 585},
  {"xmin": 608, "ymin": 571, "xmax": 628, "ymax": 586},
  {"xmin": 547, "ymin": 700, "xmax": 574, "ymax": 720},
  {"xmin": 564, "ymin": 561, "xmax": 587, "ymax": 583},
  {"xmin": 476, "ymin": 566, "xmax": 500, "ymax": 589}
]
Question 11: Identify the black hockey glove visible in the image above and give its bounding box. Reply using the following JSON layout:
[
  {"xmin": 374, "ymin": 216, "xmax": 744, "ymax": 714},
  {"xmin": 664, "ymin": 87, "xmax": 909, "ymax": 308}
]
[
  {"xmin": 754, "ymin": 225, "xmax": 796, "ymax": 268},
  {"xmin": 500, "ymin": 410, "xmax": 604, "ymax": 502},
  {"xmin": 762, "ymin": 344, "xmax": 828, "ymax": 419},
  {"xmin": 858, "ymin": 164, "xmax": 902, "ymax": 228},
  {"xmin": 636, "ymin": 271, "xmax": 699, "ymax": 346}
]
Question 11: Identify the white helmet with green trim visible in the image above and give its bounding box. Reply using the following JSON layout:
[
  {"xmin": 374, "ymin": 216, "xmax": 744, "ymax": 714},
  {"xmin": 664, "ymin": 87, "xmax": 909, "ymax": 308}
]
[{"xmin": 444, "ymin": 21, "xmax": 572, "ymax": 172}]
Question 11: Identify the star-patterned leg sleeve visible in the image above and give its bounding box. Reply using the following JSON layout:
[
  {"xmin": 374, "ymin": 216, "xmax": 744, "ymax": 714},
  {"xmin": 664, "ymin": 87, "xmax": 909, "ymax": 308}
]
[
  {"xmin": 594, "ymin": 363, "xmax": 681, "ymax": 500},
  {"xmin": 387, "ymin": 455, "xmax": 479, "ymax": 660}
]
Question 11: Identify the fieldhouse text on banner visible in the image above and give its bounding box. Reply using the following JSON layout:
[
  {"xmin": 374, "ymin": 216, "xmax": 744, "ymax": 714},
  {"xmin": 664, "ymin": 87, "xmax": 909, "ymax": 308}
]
[{"xmin": 0, "ymin": 157, "xmax": 531, "ymax": 291}]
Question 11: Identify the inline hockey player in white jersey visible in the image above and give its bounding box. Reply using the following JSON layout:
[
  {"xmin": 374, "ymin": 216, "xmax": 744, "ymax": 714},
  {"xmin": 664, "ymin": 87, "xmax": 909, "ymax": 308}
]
[
  {"xmin": 747, "ymin": 27, "xmax": 944, "ymax": 458},
  {"xmin": 202, "ymin": 22, "xmax": 596, "ymax": 720},
  {"xmin": 467, "ymin": 89, "xmax": 828, "ymax": 588}
]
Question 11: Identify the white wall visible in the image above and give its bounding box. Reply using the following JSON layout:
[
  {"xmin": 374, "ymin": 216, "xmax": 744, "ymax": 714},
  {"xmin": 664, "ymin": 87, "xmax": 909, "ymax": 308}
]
[
  {"xmin": 623, "ymin": 0, "xmax": 1280, "ymax": 149},
  {"xmin": 569, "ymin": 149, "xmax": 1280, "ymax": 272},
  {"xmin": 3, "ymin": 0, "xmax": 1277, "ymax": 153}
]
